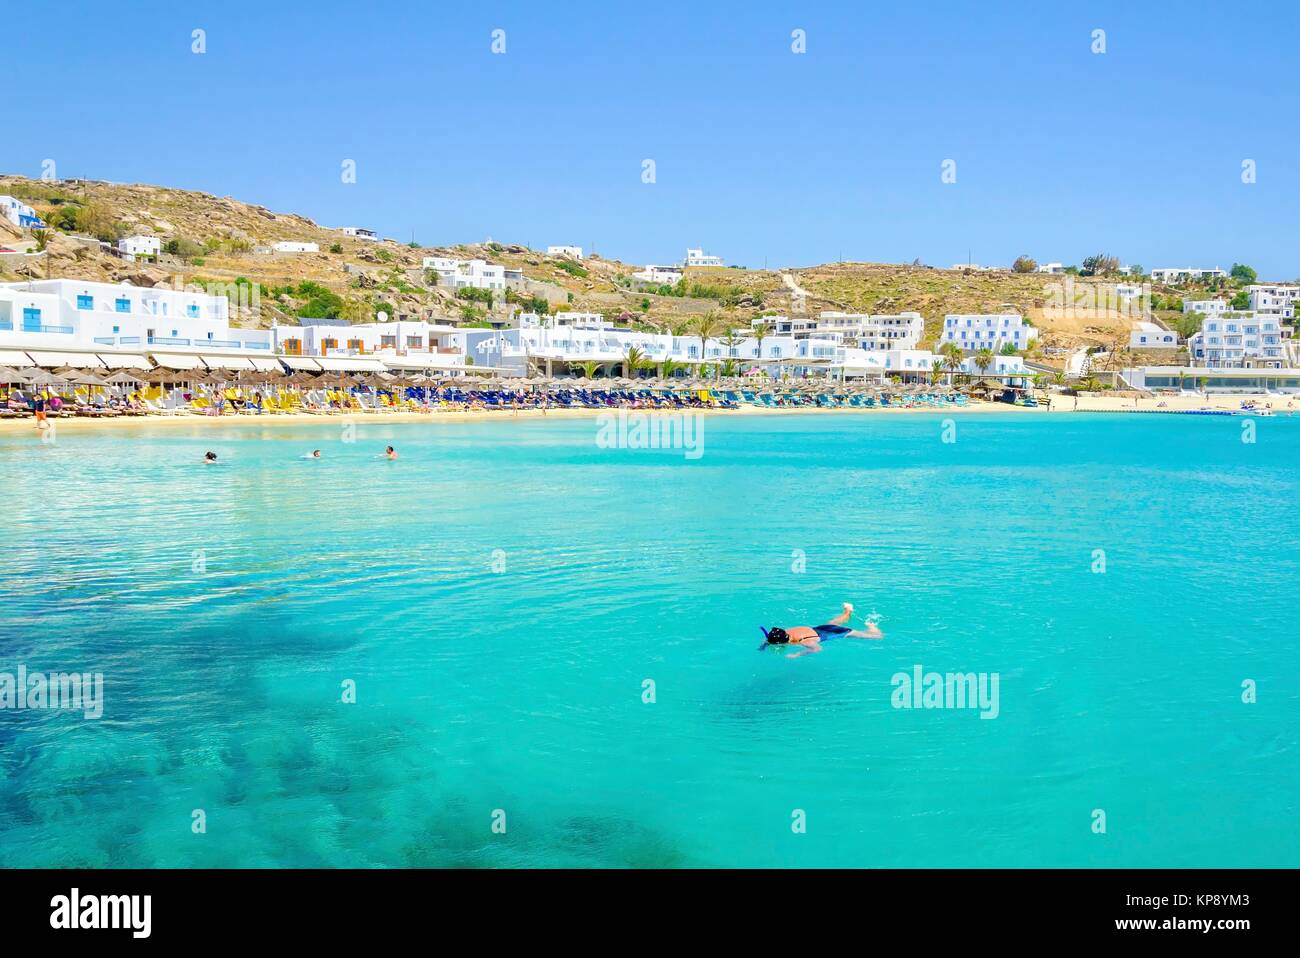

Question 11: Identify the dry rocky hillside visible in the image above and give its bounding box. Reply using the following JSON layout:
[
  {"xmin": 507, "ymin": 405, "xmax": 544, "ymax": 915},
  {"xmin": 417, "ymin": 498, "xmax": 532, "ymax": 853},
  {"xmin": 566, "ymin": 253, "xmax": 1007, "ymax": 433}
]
[{"xmin": 0, "ymin": 174, "xmax": 1205, "ymax": 363}]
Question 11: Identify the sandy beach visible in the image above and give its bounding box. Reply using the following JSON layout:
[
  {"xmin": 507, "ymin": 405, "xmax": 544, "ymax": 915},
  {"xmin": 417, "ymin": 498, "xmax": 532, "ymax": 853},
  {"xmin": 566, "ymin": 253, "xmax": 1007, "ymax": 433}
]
[
  {"xmin": 7, "ymin": 392, "xmax": 1296, "ymax": 435},
  {"xmin": 1048, "ymin": 393, "xmax": 1296, "ymax": 414},
  {"xmin": 0, "ymin": 400, "xmax": 1048, "ymax": 435}
]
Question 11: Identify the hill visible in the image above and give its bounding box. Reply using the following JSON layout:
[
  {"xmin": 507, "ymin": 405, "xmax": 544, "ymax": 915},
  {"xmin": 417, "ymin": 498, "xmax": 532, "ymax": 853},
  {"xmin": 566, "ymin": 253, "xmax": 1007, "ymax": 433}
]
[{"xmin": 0, "ymin": 174, "xmax": 1213, "ymax": 362}]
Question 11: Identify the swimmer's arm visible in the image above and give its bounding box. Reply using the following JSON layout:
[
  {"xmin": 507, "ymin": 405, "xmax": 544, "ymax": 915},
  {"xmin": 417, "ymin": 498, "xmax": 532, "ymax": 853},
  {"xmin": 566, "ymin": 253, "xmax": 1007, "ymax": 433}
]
[{"xmin": 785, "ymin": 642, "xmax": 822, "ymax": 659}]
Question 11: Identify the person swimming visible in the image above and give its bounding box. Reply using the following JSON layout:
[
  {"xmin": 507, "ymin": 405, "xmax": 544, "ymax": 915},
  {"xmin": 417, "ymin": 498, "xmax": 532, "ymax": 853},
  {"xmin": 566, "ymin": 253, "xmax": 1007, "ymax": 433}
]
[
  {"xmin": 761, "ymin": 602, "xmax": 883, "ymax": 658},
  {"xmin": 384, "ymin": 446, "xmax": 398, "ymax": 460},
  {"xmin": 303, "ymin": 449, "xmax": 322, "ymax": 459},
  {"xmin": 203, "ymin": 451, "xmax": 218, "ymax": 463}
]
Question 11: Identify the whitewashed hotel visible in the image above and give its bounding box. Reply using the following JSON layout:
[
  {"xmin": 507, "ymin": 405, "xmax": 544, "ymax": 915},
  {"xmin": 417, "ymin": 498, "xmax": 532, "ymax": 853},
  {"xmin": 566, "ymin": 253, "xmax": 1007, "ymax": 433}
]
[
  {"xmin": 337, "ymin": 227, "xmax": 379, "ymax": 240},
  {"xmin": 1183, "ymin": 298, "xmax": 1230, "ymax": 317},
  {"xmin": 464, "ymin": 310, "xmax": 1030, "ymax": 385},
  {"xmin": 0, "ymin": 195, "xmax": 45, "ymax": 229},
  {"xmin": 272, "ymin": 241, "xmax": 319, "ymax": 254},
  {"xmin": 117, "ymin": 235, "xmax": 161, "ymax": 262},
  {"xmin": 1186, "ymin": 312, "xmax": 1288, "ymax": 368},
  {"xmin": 684, "ymin": 248, "xmax": 724, "ymax": 268},
  {"xmin": 0, "ymin": 278, "xmax": 479, "ymax": 374},
  {"xmin": 546, "ymin": 245, "xmax": 583, "ymax": 260},
  {"xmin": 0, "ymin": 278, "xmax": 276, "ymax": 369},
  {"xmin": 1150, "ymin": 267, "xmax": 1227, "ymax": 283},
  {"xmin": 795, "ymin": 311, "xmax": 925, "ymax": 351},
  {"xmin": 421, "ymin": 257, "xmax": 522, "ymax": 291},
  {"xmin": 1129, "ymin": 320, "xmax": 1178, "ymax": 349},
  {"xmin": 939, "ymin": 314, "xmax": 1038, "ymax": 352},
  {"xmin": 632, "ymin": 264, "xmax": 684, "ymax": 285},
  {"xmin": 1246, "ymin": 283, "xmax": 1300, "ymax": 320}
]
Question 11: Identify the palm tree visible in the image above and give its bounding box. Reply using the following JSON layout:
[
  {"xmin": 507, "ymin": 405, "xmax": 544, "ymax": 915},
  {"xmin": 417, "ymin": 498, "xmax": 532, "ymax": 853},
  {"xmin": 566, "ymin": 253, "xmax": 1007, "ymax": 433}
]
[
  {"xmin": 931, "ymin": 358, "xmax": 944, "ymax": 384},
  {"xmin": 689, "ymin": 311, "xmax": 724, "ymax": 377},
  {"xmin": 941, "ymin": 341, "xmax": 964, "ymax": 383},
  {"xmin": 578, "ymin": 360, "xmax": 601, "ymax": 379},
  {"xmin": 1051, "ymin": 371, "xmax": 1066, "ymax": 386},
  {"xmin": 974, "ymin": 347, "xmax": 995, "ymax": 379},
  {"xmin": 751, "ymin": 320, "xmax": 773, "ymax": 362},
  {"xmin": 623, "ymin": 346, "xmax": 648, "ymax": 380},
  {"xmin": 658, "ymin": 358, "xmax": 684, "ymax": 379},
  {"xmin": 720, "ymin": 329, "xmax": 745, "ymax": 358}
]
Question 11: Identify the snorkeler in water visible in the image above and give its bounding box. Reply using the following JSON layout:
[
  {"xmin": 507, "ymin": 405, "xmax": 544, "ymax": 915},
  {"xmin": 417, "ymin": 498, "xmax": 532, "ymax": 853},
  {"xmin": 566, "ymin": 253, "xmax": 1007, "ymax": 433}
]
[
  {"xmin": 761, "ymin": 602, "xmax": 883, "ymax": 658},
  {"xmin": 203, "ymin": 451, "xmax": 218, "ymax": 464}
]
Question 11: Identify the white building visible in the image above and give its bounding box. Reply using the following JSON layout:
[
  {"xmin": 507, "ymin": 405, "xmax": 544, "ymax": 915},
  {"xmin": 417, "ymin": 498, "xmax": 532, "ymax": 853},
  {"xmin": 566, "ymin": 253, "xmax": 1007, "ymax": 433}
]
[
  {"xmin": 1150, "ymin": 267, "xmax": 1227, "ymax": 284},
  {"xmin": 1129, "ymin": 321, "xmax": 1178, "ymax": 349},
  {"xmin": 422, "ymin": 257, "xmax": 514, "ymax": 291},
  {"xmin": 1036, "ymin": 262, "xmax": 1066, "ymax": 274},
  {"xmin": 271, "ymin": 317, "xmax": 467, "ymax": 365},
  {"xmin": 1187, "ymin": 312, "xmax": 1289, "ymax": 368},
  {"xmin": 337, "ymin": 227, "xmax": 379, "ymax": 240},
  {"xmin": 117, "ymin": 235, "xmax": 162, "ymax": 262},
  {"xmin": 272, "ymin": 241, "xmax": 320, "ymax": 254},
  {"xmin": 546, "ymin": 245, "xmax": 583, "ymax": 260},
  {"xmin": 939, "ymin": 314, "xmax": 1038, "ymax": 352},
  {"xmin": 632, "ymin": 264, "xmax": 684, "ymax": 285},
  {"xmin": 0, "ymin": 279, "xmax": 279, "ymax": 368},
  {"xmin": 458, "ymin": 309, "xmax": 1030, "ymax": 385},
  {"xmin": 1246, "ymin": 283, "xmax": 1300, "ymax": 320},
  {"xmin": 684, "ymin": 248, "xmax": 724, "ymax": 268},
  {"xmin": 0, "ymin": 195, "xmax": 45, "ymax": 229},
  {"xmin": 1183, "ymin": 298, "xmax": 1230, "ymax": 317},
  {"xmin": 1124, "ymin": 366, "xmax": 1300, "ymax": 395},
  {"xmin": 806, "ymin": 311, "xmax": 925, "ymax": 351}
]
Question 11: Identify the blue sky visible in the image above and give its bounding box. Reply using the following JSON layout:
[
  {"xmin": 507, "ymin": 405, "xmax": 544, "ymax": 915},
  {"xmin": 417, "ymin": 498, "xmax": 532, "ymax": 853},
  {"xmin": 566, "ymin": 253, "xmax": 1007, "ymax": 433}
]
[{"xmin": 8, "ymin": 1, "xmax": 1300, "ymax": 277}]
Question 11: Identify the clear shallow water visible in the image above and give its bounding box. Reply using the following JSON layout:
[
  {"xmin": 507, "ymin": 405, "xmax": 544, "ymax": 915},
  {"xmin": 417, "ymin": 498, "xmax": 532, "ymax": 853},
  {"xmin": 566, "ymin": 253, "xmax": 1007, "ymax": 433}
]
[{"xmin": 0, "ymin": 411, "xmax": 1296, "ymax": 868}]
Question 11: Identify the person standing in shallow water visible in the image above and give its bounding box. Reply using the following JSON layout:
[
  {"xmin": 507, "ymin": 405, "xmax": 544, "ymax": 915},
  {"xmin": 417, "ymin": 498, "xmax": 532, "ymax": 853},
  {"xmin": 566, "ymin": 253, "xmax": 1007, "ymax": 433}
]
[{"xmin": 384, "ymin": 446, "xmax": 398, "ymax": 460}]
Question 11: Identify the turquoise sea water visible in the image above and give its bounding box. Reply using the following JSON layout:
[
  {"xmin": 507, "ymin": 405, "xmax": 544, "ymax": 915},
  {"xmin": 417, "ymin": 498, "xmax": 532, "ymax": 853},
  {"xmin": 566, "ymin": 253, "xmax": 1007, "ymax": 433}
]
[{"xmin": 0, "ymin": 411, "xmax": 1296, "ymax": 868}]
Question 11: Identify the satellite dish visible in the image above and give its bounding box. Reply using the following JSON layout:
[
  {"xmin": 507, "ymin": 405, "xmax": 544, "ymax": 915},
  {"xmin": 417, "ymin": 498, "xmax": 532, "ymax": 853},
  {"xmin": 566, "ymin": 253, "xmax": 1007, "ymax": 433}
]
[{"xmin": 377, "ymin": 311, "xmax": 388, "ymax": 323}]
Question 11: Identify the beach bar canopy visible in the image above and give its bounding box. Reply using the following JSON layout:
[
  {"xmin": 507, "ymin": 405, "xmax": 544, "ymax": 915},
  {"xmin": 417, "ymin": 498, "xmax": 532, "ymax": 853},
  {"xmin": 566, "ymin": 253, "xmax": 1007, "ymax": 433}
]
[
  {"xmin": 151, "ymin": 353, "xmax": 206, "ymax": 370},
  {"xmin": 97, "ymin": 353, "xmax": 152, "ymax": 369},
  {"xmin": 280, "ymin": 357, "xmax": 323, "ymax": 372},
  {"xmin": 201, "ymin": 355, "xmax": 258, "ymax": 371},
  {"xmin": 316, "ymin": 355, "xmax": 388, "ymax": 373},
  {"xmin": 26, "ymin": 350, "xmax": 107, "ymax": 369},
  {"xmin": 0, "ymin": 349, "xmax": 36, "ymax": 368}
]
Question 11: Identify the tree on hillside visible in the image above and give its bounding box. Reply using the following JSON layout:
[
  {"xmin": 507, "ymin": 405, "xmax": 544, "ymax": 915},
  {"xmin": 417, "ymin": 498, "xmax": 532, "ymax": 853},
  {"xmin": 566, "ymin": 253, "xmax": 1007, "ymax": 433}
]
[
  {"xmin": 1230, "ymin": 291, "xmax": 1250, "ymax": 310},
  {"xmin": 1080, "ymin": 253, "xmax": 1120, "ymax": 277},
  {"xmin": 1230, "ymin": 263, "xmax": 1257, "ymax": 285},
  {"xmin": 74, "ymin": 201, "xmax": 119, "ymax": 242},
  {"xmin": 1172, "ymin": 313, "xmax": 1203, "ymax": 339},
  {"xmin": 1012, "ymin": 255, "xmax": 1037, "ymax": 273}
]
